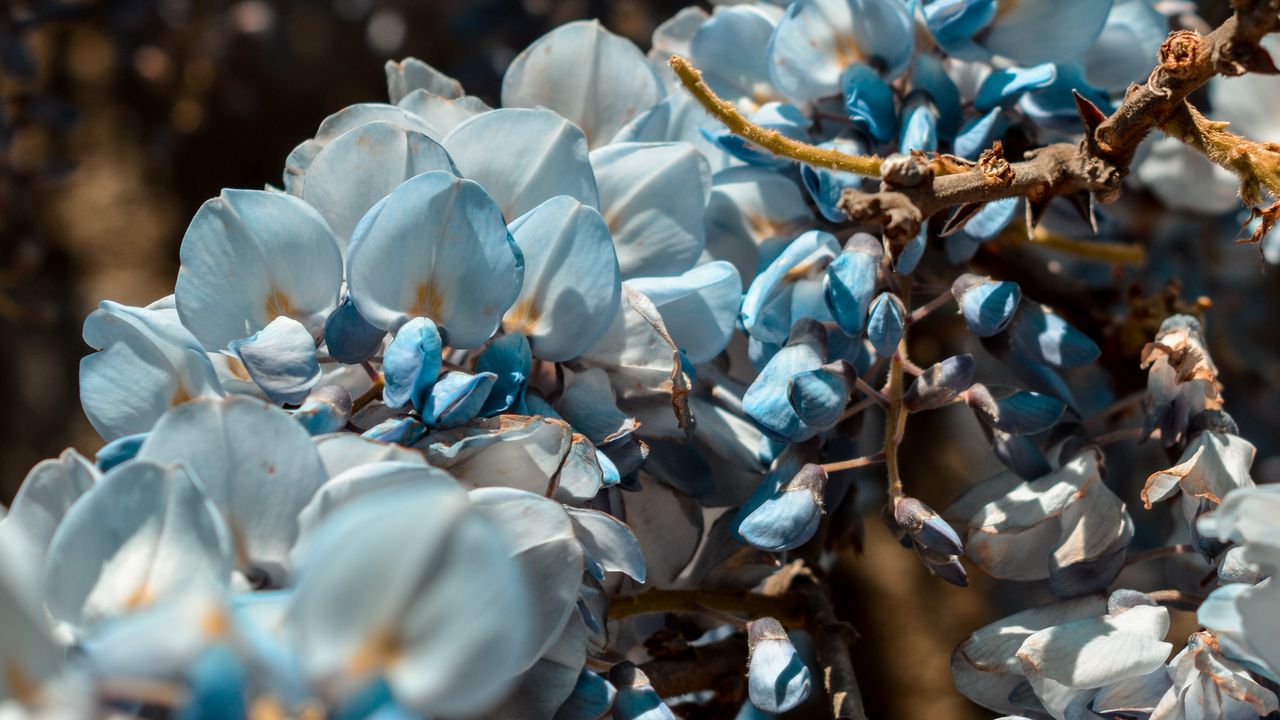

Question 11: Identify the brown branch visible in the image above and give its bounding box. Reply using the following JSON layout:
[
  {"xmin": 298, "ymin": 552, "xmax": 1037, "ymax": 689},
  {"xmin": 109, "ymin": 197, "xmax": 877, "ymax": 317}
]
[
  {"xmin": 837, "ymin": 1, "xmax": 1280, "ymax": 243},
  {"xmin": 608, "ymin": 588, "xmax": 807, "ymax": 627},
  {"xmin": 638, "ymin": 634, "xmax": 748, "ymax": 698},
  {"xmin": 796, "ymin": 579, "xmax": 867, "ymax": 720}
]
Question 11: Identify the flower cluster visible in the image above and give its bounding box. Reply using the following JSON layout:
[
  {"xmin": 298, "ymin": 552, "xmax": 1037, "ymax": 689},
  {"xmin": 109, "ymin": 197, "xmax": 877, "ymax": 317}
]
[{"xmin": 4, "ymin": 0, "xmax": 1280, "ymax": 718}]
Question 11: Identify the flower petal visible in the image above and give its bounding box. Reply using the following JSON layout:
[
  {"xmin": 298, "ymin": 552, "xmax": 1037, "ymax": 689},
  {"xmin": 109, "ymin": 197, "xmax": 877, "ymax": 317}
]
[
  {"xmin": 767, "ymin": 0, "xmax": 914, "ymax": 102},
  {"xmin": 626, "ymin": 261, "xmax": 742, "ymax": 364},
  {"xmin": 504, "ymin": 196, "xmax": 621, "ymax": 361},
  {"xmin": 176, "ymin": 190, "xmax": 343, "ymax": 350},
  {"xmin": 590, "ymin": 142, "xmax": 710, "ymax": 279},
  {"xmin": 228, "ymin": 316, "xmax": 322, "ymax": 405},
  {"xmin": 443, "ymin": 108, "xmax": 600, "ymax": 221},
  {"xmin": 137, "ymin": 396, "xmax": 328, "ymax": 585},
  {"xmin": 346, "ymin": 171, "xmax": 523, "ymax": 346},
  {"xmin": 502, "ymin": 20, "xmax": 664, "ymax": 148},
  {"xmin": 43, "ymin": 460, "xmax": 232, "ymax": 629}
]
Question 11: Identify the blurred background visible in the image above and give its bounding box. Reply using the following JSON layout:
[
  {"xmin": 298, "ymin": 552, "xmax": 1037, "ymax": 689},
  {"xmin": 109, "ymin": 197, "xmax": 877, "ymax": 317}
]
[{"xmin": 1, "ymin": 0, "xmax": 1274, "ymax": 718}]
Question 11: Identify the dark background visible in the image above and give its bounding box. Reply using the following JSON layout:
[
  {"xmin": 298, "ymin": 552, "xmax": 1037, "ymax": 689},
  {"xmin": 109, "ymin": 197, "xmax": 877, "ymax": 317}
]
[{"xmin": 0, "ymin": 1, "xmax": 1260, "ymax": 717}]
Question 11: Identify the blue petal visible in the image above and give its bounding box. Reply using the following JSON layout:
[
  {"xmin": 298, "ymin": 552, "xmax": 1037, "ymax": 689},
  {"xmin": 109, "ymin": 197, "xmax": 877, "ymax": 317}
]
[
  {"xmin": 742, "ymin": 230, "xmax": 842, "ymax": 345},
  {"xmin": 737, "ymin": 463, "xmax": 827, "ymax": 552},
  {"xmin": 747, "ymin": 620, "xmax": 812, "ymax": 713},
  {"xmin": 474, "ymin": 333, "xmax": 532, "ymax": 416},
  {"xmin": 80, "ymin": 302, "xmax": 224, "ymax": 440},
  {"xmin": 179, "ymin": 646, "xmax": 246, "ymax": 720},
  {"xmin": 961, "ymin": 197, "xmax": 1020, "ymax": 241},
  {"xmin": 1019, "ymin": 64, "xmax": 1115, "ymax": 130},
  {"xmin": 788, "ymin": 363, "xmax": 854, "ymax": 429},
  {"xmin": 690, "ymin": 5, "xmax": 782, "ymax": 107},
  {"xmin": 911, "ymin": 54, "xmax": 962, "ymax": 141},
  {"xmin": 966, "ymin": 385, "xmax": 1067, "ymax": 435},
  {"xmin": 952, "ymin": 274, "xmax": 1022, "ymax": 337},
  {"xmin": 626, "ymin": 261, "xmax": 742, "ymax": 364},
  {"xmin": 590, "ymin": 141, "xmax": 710, "ymax": 279},
  {"xmin": 228, "ymin": 316, "xmax": 322, "ymax": 405},
  {"xmin": 896, "ymin": 227, "xmax": 928, "ymax": 275},
  {"xmin": 923, "ymin": 0, "xmax": 996, "ymax": 59},
  {"xmin": 743, "ymin": 322, "xmax": 832, "ymax": 442},
  {"xmin": 842, "ymin": 64, "xmax": 897, "ymax": 145},
  {"xmin": 293, "ymin": 120, "xmax": 457, "ymax": 248},
  {"xmin": 176, "ymin": 190, "xmax": 343, "ymax": 351},
  {"xmin": 324, "ymin": 295, "xmax": 387, "ymax": 365},
  {"xmin": 983, "ymin": 0, "xmax": 1114, "ymax": 65},
  {"xmin": 346, "ymin": 171, "xmax": 524, "ymax": 347},
  {"xmin": 505, "ymin": 195, "xmax": 621, "ymax": 360},
  {"xmin": 954, "ymin": 108, "xmax": 1009, "ymax": 160},
  {"xmin": 385, "ymin": 57, "xmax": 463, "ymax": 103},
  {"xmin": 1085, "ymin": 0, "xmax": 1169, "ymax": 92},
  {"xmin": 502, "ymin": 20, "xmax": 664, "ymax": 148},
  {"xmin": 1008, "ymin": 304, "xmax": 1101, "ymax": 369},
  {"xmin": 381, "ymin": 317, "xmax": 443, "ymax": 410},
  {"xmin": 800, "ymin": 136, "xmax": 872, "ymax": 222},
  {"xmin": 292, "ymin": 386, "xmax": 352, "ymax": 436},
  {"xmin": 610, "ymin": 663, "xmax": 676, "ymax": 720},
  {"xmin": 902, "ymin": 354, "xmax": 976, "ymax": 412},
  {"xmin": 705, "ymin": 166, "xmax": 814, "ymax": 281},
  {"xmin": 767, "ymin": 0, "xmax": 914, "ymax": 103},
  {"xmin": 975, "ymin": 63, "xmax": 1058, "ymax": 112},
  {"xmin": 866, "ymin": 292, "xmax": 906, "ymax": 358},
  {"xmin": 420, "ymin": 372, "xmax": 497, "ymax": 428},
  {"xmin": 553, "ymin": 671, "xmax": 616, "ymax": 720},
  {"xmin": 443, "ymin": 108, "xmax": 600, "ymax": 220},
  {"xmin": 823, "ymin": 233, "xmax": 882, "ymax": 336},
  {"xmin": 899, "ymin": 95, "xmax": 938, "ymax": 154},
  {"xmin": 565, "ymin": 507, "xmax": 646, "ymax": 582},
  {"xmin": 361, "ymin": 416, "xmax": 429, "ymax": 446},
  {"xmin": 96, "ymin": 433, "xmax": 147, "ymax": 472}
]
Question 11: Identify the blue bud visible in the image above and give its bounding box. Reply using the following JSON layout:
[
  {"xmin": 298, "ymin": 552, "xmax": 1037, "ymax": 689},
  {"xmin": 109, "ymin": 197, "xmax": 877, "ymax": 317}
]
[
  {"xmin": 903, "ymin": 354, "xmax": 975, "ymax": 412},
  {"xmin": 788, "ymin": 361, "xmax": 856, "ymax": 431},
  {"xmin": 382, "ymin": 317, "xmax": 443, "ymax": 410},
  {"xmin": 96, "ymin": 432, "xmax": 147, "ymax": 472},
  {"xmin": 179, "ymin": 646, "xmax": 246, "ymax": 720},
  {"xmin": 736, "ymin": 463, "xmax": 828, "ymax": 552},
  {"xmin": 974, "ymin": 63, "xmax": 1057, "ymax": 112},
  {"xmin": 923, "ymin": 0, "xmax": 996, "ymax": 58},
  {"xmin": 890, "ymin": 496, "xmax": 963, "ymax": 556},
  {"xmin": 991, "ymin": 429, "xmax": 1053, "ymax": 479},
  {"xmin": 324, "ymin": 294, "xmax": 387, "ymax": 365},
  {"xmin": 553, "ymin": 671, "xmax": 615, "ymax": 720},
  {"xmin": 867, "ymin": 293, "xmax": 906, "ymax": 358},
  {"xmin": 292, "ymin": 385, "xmax": 352, "ymax": 436},
  {"xmin": 362, "ymin": 416, "xmax": 428, "ymax": 446},
  {"xmin": 747, "ymin": 617, "xmax": 812, "ymax": 713},
  {"xmin": 842, "ymin": 64, "xmax": 897, "ymax": 145},
  {"xmin": 420, "ymin": 371, "xmax": 497, "ymax": 429},
  {"xmin": 952, "ymin": 274, "xmax": 1022, "ymax": 337},
  {"xmin": 610, "ymin": 662, "xmax": 675, "ymax": 720},
  {"xmin": 965, "ymin": 383, "xmax": 1066, "ymax": 435},
  {"xmin": 474, "ymin": 332, "xmax": 531, "ymax": 416},
  {"xmin": 824, "ymin": 234, "xmax": 882, "ymax": 336},
  {"xmin": 1007, "ymin": 303, "xmax": 1100, "ymax": 369}
]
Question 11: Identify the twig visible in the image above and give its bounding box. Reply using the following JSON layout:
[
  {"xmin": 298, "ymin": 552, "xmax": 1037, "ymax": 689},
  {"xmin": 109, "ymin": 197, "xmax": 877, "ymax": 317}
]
[
  {"xmin": 854, "ymin": 377, "xmax": 890, "ymax": 407},
  {"xmin": 908, "ymin": 288, "xmax": 955, "ymax": 324},
  {"xmin": 1125, "ymin": 544, "xmax": 1198, "ymax": 567},
  {"xmin": 795, "ymin": 580, "xmax": 867, "ymax": 720},
  {"xmin": 637, "ymin": 634, "xmax": 748, "ymax": 698},
  {"xmin": 1147, "ymin": 588, "xmax": 1207, "ymax": 610},
  {"xmin": 883, "ymin": 347, "xmax": 907, "ymax": 498},
  {"xmin": 668, "ymin": 55, "xmax": 883, "ymax": 177},
  {"xmin": 608, "ymin": 588, "xmax": 806, "ymax": 627},
  {"xmin": 821, "ymin": 452, "xmax": 886, "ymax": 474}
]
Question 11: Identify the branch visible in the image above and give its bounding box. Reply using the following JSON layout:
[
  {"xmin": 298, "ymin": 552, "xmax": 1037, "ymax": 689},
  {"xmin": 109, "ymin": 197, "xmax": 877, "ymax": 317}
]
[
  {"xmin": 796, "ymin": 580, "xmax": 867, "ymax": 720},
  {"xmin": 668, "ymin": 55, "xmax": 883, "ymax": 177},
  {"xmin": 638, "ymin": 634, "xmax": 748, "ymax": 698},
  {"xmin": 836, "ymin": 1, "xmax": 1280, "ymax": 242},
  {"xmin": 608, "ymin": 588, "xmax": 807, "ymax": 627}
]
